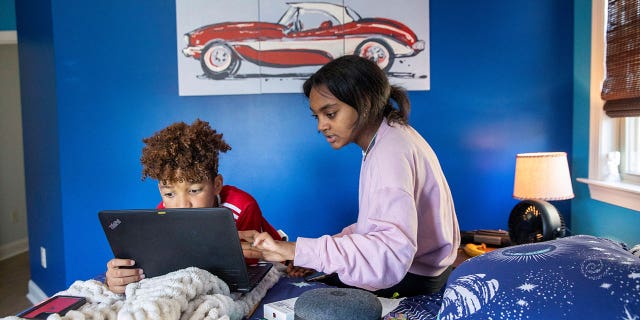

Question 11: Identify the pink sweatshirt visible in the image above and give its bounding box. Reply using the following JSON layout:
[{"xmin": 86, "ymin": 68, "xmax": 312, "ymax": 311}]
[{"xmin": 294, "ymin": 120, "xmax": 460, "ymax": 291}]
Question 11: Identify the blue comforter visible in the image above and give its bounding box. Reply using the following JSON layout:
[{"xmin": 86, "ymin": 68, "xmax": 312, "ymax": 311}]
[{"xmin": 252, "ymin": 235, "xmax": 640, "ymax": 320}]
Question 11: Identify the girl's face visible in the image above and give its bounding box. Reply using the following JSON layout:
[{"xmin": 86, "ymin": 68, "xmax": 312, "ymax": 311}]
[
  {"xmin": 309, "ymin": 85, "xmax": 360, "ymax": 150},
  {"xmin": 158, "ymin": 174, "xmax": 222, "ymax": 208}
]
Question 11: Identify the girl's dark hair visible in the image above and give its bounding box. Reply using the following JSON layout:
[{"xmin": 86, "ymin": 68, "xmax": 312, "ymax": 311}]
[
  {"xmin": 303, "ymin": 55, "xmax": 410, "ymax": 137},
  {"xmin": 140, "ymin": 119, "xmax": 231, "ymax": 184}
]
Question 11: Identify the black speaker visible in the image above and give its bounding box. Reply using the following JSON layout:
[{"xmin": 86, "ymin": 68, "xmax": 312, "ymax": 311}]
[
  {"xmin": 508, "ymin": 199, "xmax": 565, "ymax": 245},
  {"xmin": 294, "ymin": 288, "xmax": 381, "ymax": 320}
]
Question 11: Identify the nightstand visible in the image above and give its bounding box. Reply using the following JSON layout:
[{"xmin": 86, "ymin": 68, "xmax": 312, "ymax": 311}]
[
  {"xmin": 453, "ymin": 247, "xmax": 472, "ymax": 267},
  {"xmin": 453, "ymin": 245, "xmax": 500, "ymax": 267}
]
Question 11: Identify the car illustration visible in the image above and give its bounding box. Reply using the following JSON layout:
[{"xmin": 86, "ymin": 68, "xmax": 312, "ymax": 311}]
[{"xmin": 181, "ymin": 2, "xmax": 425, "ymax": 79}]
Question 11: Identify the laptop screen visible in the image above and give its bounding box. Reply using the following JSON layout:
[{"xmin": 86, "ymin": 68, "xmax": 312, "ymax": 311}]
[{"xmin": 98, "ymin": 207, "xmax": 271, "ymax": 292}]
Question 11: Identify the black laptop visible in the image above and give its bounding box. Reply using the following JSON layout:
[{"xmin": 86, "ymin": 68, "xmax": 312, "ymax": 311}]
[{"xmin": 98, "ymin": 207, "xmax": 272, "ymax": 292}]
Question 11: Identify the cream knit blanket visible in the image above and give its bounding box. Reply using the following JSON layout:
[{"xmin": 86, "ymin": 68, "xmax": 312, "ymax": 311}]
[{"xmin": 4, "ymin": 266, "xmax": 282, "ymax": 320}]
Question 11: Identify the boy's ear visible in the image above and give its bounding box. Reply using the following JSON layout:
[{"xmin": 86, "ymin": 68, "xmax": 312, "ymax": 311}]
[{"xmin": 213, "ymin": 174, "xmax": 224, "ymax": 194}]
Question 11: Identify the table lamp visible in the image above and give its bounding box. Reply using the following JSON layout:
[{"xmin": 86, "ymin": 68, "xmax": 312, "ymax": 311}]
[{"xmin": 508, "ymin": 152, "xmax": 574, "ymax": 244}]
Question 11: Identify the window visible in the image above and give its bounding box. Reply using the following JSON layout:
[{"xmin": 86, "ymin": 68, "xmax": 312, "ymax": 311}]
[
  {"xmin": 622, "ymin": 117, "xmax": 640, "ymax": 180},
  {"xmin": 577, "ymin": 0, "xmax": 640, "ymax": 212}
]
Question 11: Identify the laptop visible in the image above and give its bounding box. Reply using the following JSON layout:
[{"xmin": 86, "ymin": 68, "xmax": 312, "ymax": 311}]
[{"xmin": 98, "ymin": 207, "xmax": 272, "ymax": 292}]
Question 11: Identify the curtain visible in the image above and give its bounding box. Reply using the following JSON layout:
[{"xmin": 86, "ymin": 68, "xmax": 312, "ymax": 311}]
[{"xmin": 601, "ymin": 0, "xmax": 640, "ymax": 117}]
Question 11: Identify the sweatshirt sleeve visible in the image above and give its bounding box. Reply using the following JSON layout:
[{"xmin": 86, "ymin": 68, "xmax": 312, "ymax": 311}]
[
  {"xmin": 334, "ymin": 223, "xmax": 356, "ymax": 237},
  {"xmin": 294, "ymin": 187, "xmax": 418, "ymax": 291}
]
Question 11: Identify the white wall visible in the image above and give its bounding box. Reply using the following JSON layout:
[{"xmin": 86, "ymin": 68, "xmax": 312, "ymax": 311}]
[{"xmin": 0, "ymin": 43, "xmax": 28, "ymax": 260}]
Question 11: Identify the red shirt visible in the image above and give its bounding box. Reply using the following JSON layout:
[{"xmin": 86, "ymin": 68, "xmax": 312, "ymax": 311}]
[{"xmin": 157, "ymin": 185, "xmax": 282, "ymax": 240}]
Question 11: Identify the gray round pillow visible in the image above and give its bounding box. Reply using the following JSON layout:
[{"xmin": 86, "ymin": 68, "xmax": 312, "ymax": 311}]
[{"xmin": 294, "ymin": 287, "xmax": 382, "ymax": 320}]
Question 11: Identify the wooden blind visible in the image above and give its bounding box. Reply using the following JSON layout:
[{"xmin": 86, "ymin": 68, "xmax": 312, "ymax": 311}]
[{"xmin": 601, "ymin": 0, "xmax": 640, "ymax": 117}]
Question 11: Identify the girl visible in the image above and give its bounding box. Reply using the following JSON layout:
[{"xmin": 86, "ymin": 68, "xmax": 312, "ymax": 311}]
[{"xmin": 241, "ymin": 55, "xmax": 460, "ymax": 297}]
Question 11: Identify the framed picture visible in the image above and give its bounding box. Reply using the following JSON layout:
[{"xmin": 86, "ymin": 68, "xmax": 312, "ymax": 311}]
[{"xmin": 176, "ymin": 0, "xmax": 430, "ymax": 96}]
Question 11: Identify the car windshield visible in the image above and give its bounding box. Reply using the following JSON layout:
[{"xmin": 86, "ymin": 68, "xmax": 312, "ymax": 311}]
[
  {"xmin": 345, "ymin": 6, "xmax": 361, "ymax": 21},
  {"xmin": 279, "ymin": 3, "xmax": 358, "ymax": 27},
  {"xmin": 278, "ymin": 6, "xmax": 297, "ymax": 26},
  {"xmin": 301, "ymin": 11, "xmax": 339, "ymax": 30}
]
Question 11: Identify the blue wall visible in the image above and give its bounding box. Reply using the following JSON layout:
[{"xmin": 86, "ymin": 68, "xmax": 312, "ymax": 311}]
[
  {"xmin": 571, "ymin": 2, "xmax": 640, "ymax": 246},
  {"xmin": 0, "ymin": 0, "xmax": 16, "ymax": 30},
  {"xmin": 17, "ymin": 1, "xmax": 576, "ymax": 295}
]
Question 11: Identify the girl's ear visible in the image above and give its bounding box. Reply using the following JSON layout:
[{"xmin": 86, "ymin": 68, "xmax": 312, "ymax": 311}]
[{"xmin": 213, "ymin": 174, "xmax": 224, "ymax": 194}]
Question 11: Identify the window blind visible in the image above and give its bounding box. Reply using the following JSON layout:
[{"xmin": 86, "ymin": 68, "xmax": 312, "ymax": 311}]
[{"xmin": 601, "ymin": 0, "xmax": 640, "ymax": 117}]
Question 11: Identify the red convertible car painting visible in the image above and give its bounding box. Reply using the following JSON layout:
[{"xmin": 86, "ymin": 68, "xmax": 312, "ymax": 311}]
[{"xmin": 182, "ymin": 2, "xmax": 425, "ymax": 80}]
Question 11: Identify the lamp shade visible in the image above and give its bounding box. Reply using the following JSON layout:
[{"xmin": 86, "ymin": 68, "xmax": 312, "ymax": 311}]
[{"xmin": 513, "ymin": 152, "xmax": 574, "ymax": 200}]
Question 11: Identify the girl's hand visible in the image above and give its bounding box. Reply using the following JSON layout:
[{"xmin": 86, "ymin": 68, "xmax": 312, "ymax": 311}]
[{"xmin": 238, "ymin": 230, "xmax": 296, "ymax": 262}]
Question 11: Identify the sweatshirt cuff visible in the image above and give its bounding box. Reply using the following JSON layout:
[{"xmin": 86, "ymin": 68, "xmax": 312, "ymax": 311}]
[{"xmin": 293, "ymin": 236, "xmax": 322, "ymax": 270}]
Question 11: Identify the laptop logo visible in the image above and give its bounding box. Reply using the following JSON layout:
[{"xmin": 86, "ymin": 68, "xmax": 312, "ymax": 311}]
[{"xmin": 108, "ymin": 219, "xmax": 121, "ymax": 230}]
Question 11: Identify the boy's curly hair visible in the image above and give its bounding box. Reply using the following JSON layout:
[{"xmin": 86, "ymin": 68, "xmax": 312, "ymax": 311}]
[{"xmin": 140, "ymin": 119, "xmax": 231, "ymax": 184}]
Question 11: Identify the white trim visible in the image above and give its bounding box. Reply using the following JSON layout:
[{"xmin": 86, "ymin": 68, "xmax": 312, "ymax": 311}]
[
  {"xmin": 277, "ymin": 229, "xmax": 289, "ymax": 241},
  {"xmin": 222, "ymin": 202, "xmax": 241, "ymax": 214},
  {"xmin": 577, "ymin": 0, "xmax": 640, "ymax": 212},
  {"xmin": 0, "ymin": 237, "xmax": 28, "ymax": 261},
  {"xmin": 0, "ymin": 30, "xmax": 18, "ymax": 45},
  {"xmin": 577, "ymin": 178, "xmax": 640, "ymax": 212},
  {"xmin": 27, "ymin": 280, "xmax": 48, "ymax": 304},
  {"xmin": 587, "ymin": 0, "xmax": 613, "ymax": 181}
]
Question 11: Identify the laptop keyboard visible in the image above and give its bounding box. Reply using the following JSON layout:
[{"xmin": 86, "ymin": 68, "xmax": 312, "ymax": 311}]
[{"xmin": 247, "ymin": 263, "xmax": 271, "ymax": 285}]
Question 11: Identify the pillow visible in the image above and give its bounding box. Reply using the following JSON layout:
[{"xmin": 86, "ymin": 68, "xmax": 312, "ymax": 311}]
[{"xmin": 438, "ymin": 235, "xmax": 640, "ymax": 319}]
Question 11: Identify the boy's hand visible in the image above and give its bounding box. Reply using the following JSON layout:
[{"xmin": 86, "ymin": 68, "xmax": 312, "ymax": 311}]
[
  {"xmin": 239, "ymin": 230, "xmax": 264, "ymax": 260},
  {"xmin": 105, "ymin": 258, "xmax": 145, "ymax": 294}
]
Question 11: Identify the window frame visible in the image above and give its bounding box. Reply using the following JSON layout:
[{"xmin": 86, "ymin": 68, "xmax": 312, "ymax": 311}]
[
  {"xmin": 0, "ymin": 31, "xmax": 18, "ymax": 45},
  {"xmin": 621, "ymin": 117, "xmax": 640, "ymax": 181},
  {"xmin": 576, "ymin": 0, "xmax": 640, "ymax": 212}
]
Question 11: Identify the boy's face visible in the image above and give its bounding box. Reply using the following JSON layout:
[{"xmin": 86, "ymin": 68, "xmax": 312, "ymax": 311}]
[{"xmin": 158, "ymin": 175, "xmax": 223, "ymax": 208}]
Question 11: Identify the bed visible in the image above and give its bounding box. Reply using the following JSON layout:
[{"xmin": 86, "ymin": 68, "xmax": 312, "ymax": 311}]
[
  {"xmin": 382, "ymin": 234, "xmax": 640, "ymax": 319},
  {"xmin": 6, "ymin": 235, "xmax": 639, "ymax": 320}
]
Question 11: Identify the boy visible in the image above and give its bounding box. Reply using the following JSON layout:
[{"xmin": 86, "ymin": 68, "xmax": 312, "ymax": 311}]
[{"xmin": 105, "ymin": 119, "xmax": 281, "ymax": 294}]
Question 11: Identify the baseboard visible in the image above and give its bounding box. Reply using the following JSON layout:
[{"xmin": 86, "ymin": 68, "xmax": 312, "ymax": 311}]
[
  {"xmin": 27, "ymin": 280, "xmax": 48, "ymax": 304},
  {"xmin": 0, "ymin": 237, "xmax": 28, "ymax": 261}
]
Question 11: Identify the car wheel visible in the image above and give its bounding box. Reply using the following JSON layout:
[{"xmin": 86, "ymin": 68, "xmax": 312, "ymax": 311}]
[
  {"xmin": 355, "ymin": 39, "xmax": 394, "ymax": 72},
  {"xmin": 200, "ymin": 41, "xmax": 240, "ymax": 80}
]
